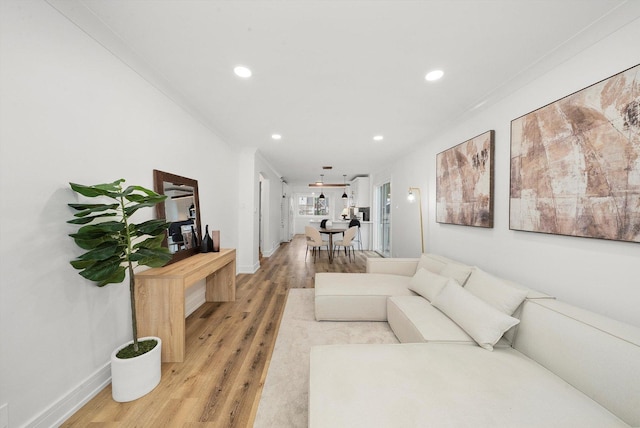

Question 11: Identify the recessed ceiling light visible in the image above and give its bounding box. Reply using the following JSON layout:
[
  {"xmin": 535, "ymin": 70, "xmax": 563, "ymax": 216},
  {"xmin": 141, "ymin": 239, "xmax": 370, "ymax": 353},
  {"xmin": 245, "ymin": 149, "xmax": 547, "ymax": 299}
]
[
  {"xmin": 234, "ymin": 65, "xmax": 252, "ymax": 78},
  {"xmin": 373, "ymin": 135, "xmax": 384, "ymax": 141},
  {"xmin": 425, "ymin": 69, "xmax": 444, "ymax": 82},
  {"xmin": 271, "ymin": 134, "xmax": 282, "ymax": 140}
]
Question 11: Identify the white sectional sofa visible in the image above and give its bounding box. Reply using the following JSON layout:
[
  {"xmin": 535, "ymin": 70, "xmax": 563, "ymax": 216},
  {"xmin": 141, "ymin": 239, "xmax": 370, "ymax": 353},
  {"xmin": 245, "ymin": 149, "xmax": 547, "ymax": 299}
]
[{"xmin": 310, "ymin": 254, "xmax": 640, "ymax": 427}]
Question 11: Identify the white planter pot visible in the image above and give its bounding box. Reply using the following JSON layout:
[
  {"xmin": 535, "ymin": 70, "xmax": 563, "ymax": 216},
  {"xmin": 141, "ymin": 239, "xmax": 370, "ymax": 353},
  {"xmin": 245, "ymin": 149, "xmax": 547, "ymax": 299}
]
[{"xmin": 110, "ymin": 336, "xmax": 162, "ymax": 402}]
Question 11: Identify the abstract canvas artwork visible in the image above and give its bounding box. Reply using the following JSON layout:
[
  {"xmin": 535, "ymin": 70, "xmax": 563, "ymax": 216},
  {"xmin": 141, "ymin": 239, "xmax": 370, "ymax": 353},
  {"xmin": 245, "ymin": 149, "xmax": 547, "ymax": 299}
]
[
  {"xmin": 510, "ymin": 64, "xmax": 640, "ymax": 243},
  {"xmin": 436, "ymin": 130, "xmax": 494, "ymax": 227}
]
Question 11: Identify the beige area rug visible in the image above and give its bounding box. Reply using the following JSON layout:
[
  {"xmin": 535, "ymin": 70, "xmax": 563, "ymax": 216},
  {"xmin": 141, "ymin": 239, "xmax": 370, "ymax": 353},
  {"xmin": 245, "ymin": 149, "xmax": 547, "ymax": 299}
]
[{"xmin": 254, "ymin": 288, "xmax": 399, "ymax": 427}]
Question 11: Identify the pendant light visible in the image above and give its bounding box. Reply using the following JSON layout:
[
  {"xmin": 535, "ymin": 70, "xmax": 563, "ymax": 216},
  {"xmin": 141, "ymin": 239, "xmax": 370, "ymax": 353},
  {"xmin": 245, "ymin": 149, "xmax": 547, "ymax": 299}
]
[
  {"xmin": 341, "ymin": 175, "xmax": 348, "ymax": 199},
  {"xmin": 318, "ymin": 174, "xmax": 325, "ymax": 199}
]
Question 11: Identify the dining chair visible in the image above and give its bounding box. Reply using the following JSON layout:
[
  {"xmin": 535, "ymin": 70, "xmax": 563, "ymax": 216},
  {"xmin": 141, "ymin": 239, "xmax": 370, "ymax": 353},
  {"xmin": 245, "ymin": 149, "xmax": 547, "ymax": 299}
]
[
  {"xmin": 305, "ymin": 226, "xmax": 329, "ymax": 262},
  {"xmin": 332, "ymin": 226, "xmax": 358, "ymax": 262},
  {"xmin": 348, "ymin": 219, "xmax": 362, "ymax": 251}
]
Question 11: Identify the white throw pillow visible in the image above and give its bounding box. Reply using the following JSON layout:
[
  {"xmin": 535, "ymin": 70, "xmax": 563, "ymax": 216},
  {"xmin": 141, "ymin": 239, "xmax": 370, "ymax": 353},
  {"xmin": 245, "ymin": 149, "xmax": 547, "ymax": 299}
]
[
  {"xmin": 465, "ymin": 267, "xmax": 528, "ymax": 315},
  {"xmin": 416, "ymin": 254, "xmax": 447, "ymax": 274},
  {"xmin": 408, "ymin": 268, "xmax": 451, "ymax": 302},
  {"xmin": 431, "ymin": 281, "xmax": 520, "ymax": 351},
  {"xmin": 439, "ymin": 263, "xmax": 473, "ymax": 286}
]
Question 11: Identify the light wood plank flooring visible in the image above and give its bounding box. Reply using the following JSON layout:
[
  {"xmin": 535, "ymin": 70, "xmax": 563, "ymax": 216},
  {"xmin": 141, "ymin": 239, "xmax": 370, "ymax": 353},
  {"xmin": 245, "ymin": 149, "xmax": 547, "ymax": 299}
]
[{"xmin": 63, "ymin": 234, "xmax": 379, "ymax": 427}]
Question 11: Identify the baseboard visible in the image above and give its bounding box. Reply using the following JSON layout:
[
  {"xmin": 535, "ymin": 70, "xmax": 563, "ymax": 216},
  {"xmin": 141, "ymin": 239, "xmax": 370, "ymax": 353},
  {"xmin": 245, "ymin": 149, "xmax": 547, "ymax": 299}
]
[
  {"xmin": 238, "ymin": 261, "xmax": 260, "ymax": 274},
  {"xmin": 261, "ymin": 243, "xmax": 280, "ymax": 258},
  {"xmin": 25, "ymin": 362, "xmax": 111, "ymax": 428}
]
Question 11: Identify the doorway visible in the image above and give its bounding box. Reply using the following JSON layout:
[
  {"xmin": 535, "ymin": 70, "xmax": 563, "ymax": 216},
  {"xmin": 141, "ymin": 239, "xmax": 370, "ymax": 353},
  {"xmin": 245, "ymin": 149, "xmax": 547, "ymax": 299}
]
[{"xmin": 375, "ymin": 181, "xmax": 391, "ymax": 257}]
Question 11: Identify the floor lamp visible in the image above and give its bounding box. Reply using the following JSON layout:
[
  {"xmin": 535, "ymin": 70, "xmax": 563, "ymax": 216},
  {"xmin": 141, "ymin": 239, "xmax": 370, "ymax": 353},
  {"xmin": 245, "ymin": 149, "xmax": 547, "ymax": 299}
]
[{"xmin": 407, "ymin": 187, "xmax": 424, "ymax": 254}]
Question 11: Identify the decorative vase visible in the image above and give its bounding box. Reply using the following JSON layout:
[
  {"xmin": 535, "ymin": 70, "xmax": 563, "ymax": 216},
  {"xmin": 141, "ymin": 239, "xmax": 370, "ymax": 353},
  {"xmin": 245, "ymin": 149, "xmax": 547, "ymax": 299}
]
[
  {"xmin": 201, "ymin": 224, "xmax": 213, "ymax": 253},
  {"xmin": 190, "ymin": 225, "xmax": 198, "ymax": 248},
  {"xmin": 110, "ymin": 336, "xmax": 162, "ymax": 402},
  {"xmin": 212, "ymin": 230, "xmax": 220, "ymax": 252}
]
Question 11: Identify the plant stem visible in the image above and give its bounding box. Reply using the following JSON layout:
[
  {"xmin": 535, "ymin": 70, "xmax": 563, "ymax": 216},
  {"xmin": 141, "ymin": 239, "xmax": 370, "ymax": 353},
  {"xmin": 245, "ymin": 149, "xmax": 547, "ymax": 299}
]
[
  {"xmin": 119, "ymin": 193, "xmax": 138, "ymax": 352},
  {"xmin": 129, "ymin": 264, "xmax": 138, "ymax": 352}
]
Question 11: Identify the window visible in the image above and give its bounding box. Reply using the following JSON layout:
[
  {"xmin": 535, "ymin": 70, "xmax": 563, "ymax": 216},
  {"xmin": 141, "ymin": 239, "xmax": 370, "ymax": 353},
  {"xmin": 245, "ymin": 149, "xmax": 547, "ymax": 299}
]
[{"xmin": 298, "ymin": 195, "xmax": 329, "ymax": 216}]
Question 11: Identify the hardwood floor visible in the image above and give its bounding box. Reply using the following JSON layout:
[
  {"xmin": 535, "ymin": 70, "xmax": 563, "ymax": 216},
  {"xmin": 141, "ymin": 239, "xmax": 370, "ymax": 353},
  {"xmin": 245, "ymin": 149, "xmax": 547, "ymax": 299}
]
[{"xmin": 63, "ymin": 234, "xmax": 379, "ymax": 427}]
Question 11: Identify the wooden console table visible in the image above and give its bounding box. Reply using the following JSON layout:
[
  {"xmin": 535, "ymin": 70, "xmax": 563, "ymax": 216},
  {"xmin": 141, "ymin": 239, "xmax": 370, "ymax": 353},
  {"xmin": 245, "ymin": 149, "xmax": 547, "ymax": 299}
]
[{"xmin": 135, "ymin": 248, "xmax": 236, "ymax": 362}]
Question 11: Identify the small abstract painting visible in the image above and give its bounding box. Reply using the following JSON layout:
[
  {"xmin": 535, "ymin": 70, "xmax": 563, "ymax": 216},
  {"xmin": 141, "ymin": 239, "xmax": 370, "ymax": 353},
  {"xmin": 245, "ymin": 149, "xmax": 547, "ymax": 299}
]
[
  {"xmin": 510, "ymin": 64, "xmax": 640, "ymax": 243},
  {"xmin": 436, "ymin": 130, "xmax": 494, "ymax": 227}
]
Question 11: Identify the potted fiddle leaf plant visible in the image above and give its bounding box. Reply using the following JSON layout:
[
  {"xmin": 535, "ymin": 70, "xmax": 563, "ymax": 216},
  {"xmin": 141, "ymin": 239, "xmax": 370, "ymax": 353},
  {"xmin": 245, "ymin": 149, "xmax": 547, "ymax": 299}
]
[{"xmin": 67, "ymin": 179, "xmax": 172, "ymax": 402}]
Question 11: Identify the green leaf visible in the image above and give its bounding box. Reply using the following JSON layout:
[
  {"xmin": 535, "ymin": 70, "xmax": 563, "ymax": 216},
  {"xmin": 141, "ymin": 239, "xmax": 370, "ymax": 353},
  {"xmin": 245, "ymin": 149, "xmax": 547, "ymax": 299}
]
[
  {"xmin": 67, "ymin": 213, "xmax": 118, "ymax": 225},
  {"xmin": 70, "ymin": 236, "xmax": 119, "ymax": 250},
  {"xmin": 69, "ymin": 180, "xmax": 125, "ymax": 198},
  {"xmin": 96, "ymin": 267, "xmax": 126, "ymax": 286},
  {"xmin": 70, "ymin": 259, "xmax": 96, "ymax": 270},
  {"xmin": 77, "ymin": 243, "xmax": 125, "ymax": 261},
  {"xmin": 124, "ymin": 201, "xmax": 163, "ymax": 217},
  {"xmin": 132, "ymin": 246, "xmax": 170, "ymax": 257},
  {"xmin": 133, "ymin": 219, "xmax": 170, "ymax": 236},
  {"xmin": 78, "ymin": 257, "xmax": 123, "ymax": 282},
  {"xmin": 76, "ymin": 222, "xmax": 125, "ymax": 236},
  {"xmin": 68, "ymin": 217, "xmax": 99, "ymax": 226},
  {"xmin": 68, "ymin": 203, "xmax": 118, "ymax": 211},
  {"xmin": 122, "ymin": 185, "xmax": 162, "ymax": 198},
  {"xmin": 70, "ymin": 232, "xmax": 121, "ymax": 250},
  {"xmin": 93, "ymin": 180, "xmax": 125, "ymax": 191},
  {"xmin": 133, "ymin": 247, "xmax": 172, "ymax": 268},
  {"xmin": 69, "ymin": 203, "xmax": 119, "ymax": 217},
  {"xmin": 133, "ymin": 234, "xmax": 165, "ymax": 250},
  {"xmin": 123, "ymin": 193, "xmax": 146, "ymax": 202}
]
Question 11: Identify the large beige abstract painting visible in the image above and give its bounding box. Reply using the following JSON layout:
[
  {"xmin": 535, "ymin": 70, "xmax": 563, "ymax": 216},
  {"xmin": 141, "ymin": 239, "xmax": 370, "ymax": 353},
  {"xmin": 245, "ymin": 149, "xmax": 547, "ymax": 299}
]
[
  {"xmin": 436, "ymin": 130, "xmax": 494, "ymax": 228},
  {"xmin": 510, "ymin": 64, "xmax": 640, "ymax": 243}
]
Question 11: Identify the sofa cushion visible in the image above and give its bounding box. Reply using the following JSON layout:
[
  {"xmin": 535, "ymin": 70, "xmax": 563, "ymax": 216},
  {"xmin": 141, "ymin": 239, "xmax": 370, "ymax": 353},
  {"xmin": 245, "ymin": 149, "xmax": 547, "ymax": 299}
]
[
  {"xmin": 439, "ymin": 262, "xmax": 473, "ymax": 285},
  {"xmin": 423, "ymin": 252, "xmax": 462, "ymax": 265},
  {"xmin": 407, "ymin": 268, "xmax": 451, "ymax": 302},
  {"xmin": 465, "ymin": 267, "xmax": 528, "ymax": 315},
  {"xmin": 315, "ymin": 273, "xmax": 414, "ymax": 321},
  {"xmin": 387, "ymin": 296, "xmax": 511, "ymax": 347},
  {"xmin": 366, "ymin": 257, "xmax": 419, "ymax": 276},
  {"xmin": 387, "ymin": 296, "xmax": 475, "ymax": 344},
  {"xmin": 416, "ymin": 253, "xmax": 447, "ymax": 274},
  {"xmin": 514, "ymin": 299, "xmax": 640, "ymax": 427},
  {"xmin": 309, "ymin": 343, "xmax": 629, "ymax": 428},
  {"xmin": 431, "ymin": 281, "xmax": 519, "ymax": 350}
]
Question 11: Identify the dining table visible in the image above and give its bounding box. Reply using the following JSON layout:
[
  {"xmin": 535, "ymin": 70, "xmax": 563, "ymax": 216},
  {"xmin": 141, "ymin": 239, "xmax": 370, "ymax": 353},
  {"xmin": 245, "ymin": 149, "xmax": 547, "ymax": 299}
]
[{"xmin": 319, "ymin": 228, "xmax": 346, "ymax": 263}]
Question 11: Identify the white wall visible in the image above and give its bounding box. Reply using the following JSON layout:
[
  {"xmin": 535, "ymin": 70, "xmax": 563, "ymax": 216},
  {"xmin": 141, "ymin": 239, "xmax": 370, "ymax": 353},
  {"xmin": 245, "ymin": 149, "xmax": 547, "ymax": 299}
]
[
  {"xmin": 256, "ymin": 152, "xmax": 284, "ymax": 257},
  {"xmin": 373, "ymin": 19, "xmax": 640, "ymax": 327},
  {"xmin": 236, "ymin": 150, "xmax": 285, "ymax": 272},
  {"xmin": 0, "ymin": 2, "xmax": 239, "ymax": 427},
  {"xmin": 237, "ymin": 148, "xmax": 259, "ymax": 273}
]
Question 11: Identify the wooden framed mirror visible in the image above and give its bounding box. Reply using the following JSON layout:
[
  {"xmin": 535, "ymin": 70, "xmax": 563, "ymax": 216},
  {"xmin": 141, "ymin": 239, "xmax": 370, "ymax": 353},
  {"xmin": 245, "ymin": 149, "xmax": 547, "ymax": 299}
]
[{"xmin": 153, "ymin": 169, "xmax": 202, "ymax": 264}]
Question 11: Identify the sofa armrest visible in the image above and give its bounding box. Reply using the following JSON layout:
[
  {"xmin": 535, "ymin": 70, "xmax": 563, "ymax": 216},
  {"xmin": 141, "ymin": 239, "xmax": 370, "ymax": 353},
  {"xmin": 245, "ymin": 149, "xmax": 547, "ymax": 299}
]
[{"xmin": 366, "ymin": 258, "xmax": 419, "ymax": 276}]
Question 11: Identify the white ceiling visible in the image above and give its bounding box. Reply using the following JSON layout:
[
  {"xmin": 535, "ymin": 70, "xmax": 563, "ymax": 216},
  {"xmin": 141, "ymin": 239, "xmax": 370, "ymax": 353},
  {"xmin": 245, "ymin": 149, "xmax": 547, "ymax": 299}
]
[{"xmin": 49, "ymin": 0, "xmax": 640, "ymax": 184}]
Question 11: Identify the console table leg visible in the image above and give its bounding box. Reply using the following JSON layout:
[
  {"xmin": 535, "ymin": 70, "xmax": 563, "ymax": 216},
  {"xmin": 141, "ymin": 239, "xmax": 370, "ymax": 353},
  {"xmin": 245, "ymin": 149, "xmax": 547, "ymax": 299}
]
[
  {"xmin": 205, "ymin": 260, "xmax": 236, "ymax": 302},
  {"xmin": 136, "ymin": 277, "xmax": 186, "ymax": 362}
]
